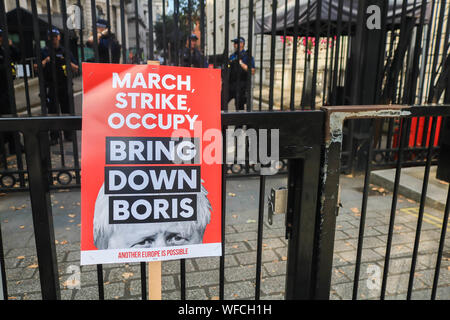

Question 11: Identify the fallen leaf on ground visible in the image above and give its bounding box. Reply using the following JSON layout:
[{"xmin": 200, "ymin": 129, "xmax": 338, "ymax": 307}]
[
  {"xmin": 16, "ymin": 256, "xmax": 25, "ymax": 260},
  {"xmin": 122, "ymin": 272, "xmax": 133, "ymax": 279},
  {"xmin": 281, "ymin": 256, "xmax": 287, "ymax": 261},
  {"xmin": 27, "ymin": 264, "xmax": 38, "ymax": 269},
  {"xmin": 228, "ymin": 192, "xmax": 236, "ymax": 197},
  {"xmin": 68, "ymin": 214, "xmax": 76, "ymax": 218},
  {"xmin": 19, "ymin": 225, "xmax": 25, "ymax": 229},
  {"xmin": 59, "ymin": 240, "xmax": 68, "ymax": 245},
  {"xmin": 232, "ymin": 214, "xmax": 238, "ymax": 219},
  {"xmin": 351, "ymin": 208, "xmax": 360, "ymax": 214}
]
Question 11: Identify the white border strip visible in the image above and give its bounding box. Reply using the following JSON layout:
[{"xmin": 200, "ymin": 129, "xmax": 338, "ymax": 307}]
[{"xmin": 81, "ymin": 243, "xmax": 222, "ymax": 265}]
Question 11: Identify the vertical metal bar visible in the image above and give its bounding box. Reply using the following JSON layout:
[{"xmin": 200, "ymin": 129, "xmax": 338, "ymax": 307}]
[
  {"xmin": 188, "ymin": 0, "xmax": 192, "ymax": 66},
  {"xmin": 322, "ymin": 0, "xmax": 332, "ymax": 106},
  {"xmin": 403, "ymin": 0, "xmax": 427, "ymax": 105},
  {"xmin": 422, "ymin": 0, "xmax": 438, "ymax": 104},
  {"xmin": 174, "ymin": 0, "xmax": 179, "ymax": 66},
  {"xmin": 97, "ymin": 264, "xmax": 104, "ymax": 299},
  {"xmin": 310, "ymin": 0, "xmax": 322, "ymax": 109},
  {"xmin": 162, "ymin": 0, "xmax": 167, "ymax": 64},
  {"xmin": 106, "ymin": 0, "xmax": 112, "ymax": 63},
  {"xmin": 45, "ymin": 0, "xmax": 66, "ymax": 167},
  {"xmin": 180, "ymin": 259, "xmax": 186, "ymax": 300},
  {"xmin": 246, "ymin": 0, "xmax": 254, "ymax": 112},
  {"xmin": 0, "ymin": 0, "xmax": 17, "ymax": 114},
  {"xmin": 213, "ymin": 0, "xmax": 216, "ymax": 66},
  {"xmin": 431, "ymin": 184, "xmax": 450, "ymax": 300},
  {"xmin": 223, "ymin": 0, "xmax": 229, "ymax": 112},
  {"xmin": 60, "ymin": 0, "xmax": 76, "ymax": 114},
  {"xmin": 24, "ymin": 131, "xmax": 60, "ymax": 299},
  {"xmin": 120, "ymin": 0, "xmax": 127, "ymax": 63},
  {"xmin": 15, "ymin": 0, "xmax": 31, "ymax": 116},
  {"xmin": 254, "ymin": 175, "xmax": 266, "ymax": 300},
  {"xmin": 407, "ymin": 116, "xmax": 438, "ymax": 300},
  {"xmin": 300, "ymin": 0, "xmax": 311, "ymax": 110},
  {"xmin": 268, "ymin": 0, "xmax": 277, "ymax": 111},
  {"xmin": 352, "ymin": 121, "xmax": 375, "ymax": 299},
  {"xmin": 31, "ymin": 0, "xmax": 48, "ymax": 113},
  {"xmin": 200, "ymin": 0, "xmax": 205, "ymax": 53},
  {"xmin": 60, "ymin": 0, "xmax": 81, "ymax": 185},
  {"xmin": 90, "ymin": 0, "xmax": 100, "ymax": 62},
  {"xmin": 77, "ymin": 0, "xmax": 85, "ymax": 64},
  {"xmin": 289, "ymin": 0, "xmax": 299, "ymax": 111},
  {"xmin": 427, "ymin": 1, "xmax": 446, "ymax": 104},
  {"xmin": 0, "ymin": 220, "xmax": 7, "ymax": 299},
  {"xmin": 280, "ymin": 0, "xmax": 288, "ymax": 110},
  {"xmin": 331, "ymin": 0, "xmax": 344, "ymax": 105},
  {"xmin": 258, "ymin": 0, "xmax": 265, "ymax": 111},
  {"xmin": 234, "ymin": 0, "xmax": 241, "ymax": 110},
  {"xmin": 380, "ymin": 118, "xmax": 411, "ymax": 299},
  {"xmin": 134, "ymin": 0, "xmax": 140, "ymax": 63},
  {"xmin": 148, "ymin": 0, "xmax": 154, "ymax": 61},
  {"xmin": 219, "ymin": 125, "xmax": 227, "ymax": 300},
  {"xmin": 140, "ymin": 262, "xmax": 147, "ymax": 300}
]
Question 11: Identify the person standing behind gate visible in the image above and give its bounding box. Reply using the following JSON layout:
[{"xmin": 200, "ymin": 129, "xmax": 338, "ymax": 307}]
[
  {"xmin": 0, "ymin": 28, "xmax": 21, "ymax": 155},
  {"xmin": 227, "ymin": 37, "xmax": 255, "ymax": 111},
  {"xmin": 40, "ymin": 28, "xmax": 79, "ymax": 144},
  {"xmin": 180, "ymin": 34, "xmax": 207, "ymax": 68},
  {"xmin": 86, "ymin": 19, "xmax": 121, "ymax": 64}
]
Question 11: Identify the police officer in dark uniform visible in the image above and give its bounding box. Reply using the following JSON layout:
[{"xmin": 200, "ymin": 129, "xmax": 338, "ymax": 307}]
[
  {"xmin": 0, "ymin": 28, "xmax": 20, "ymax": 155},
  {"xmin": 41, "ymin": 28, "xmax": 79, "ymax": 143},
  {"xmin": 86, "ymin": 19, "xmax": 121, "ymax": 63},
  {"xmin": 228, "ymin": 37, "xmax": 255, "ymax": 111},
  {"xmin": 180, "ymin": 34, "xmax": 207, "ymax": 68}
]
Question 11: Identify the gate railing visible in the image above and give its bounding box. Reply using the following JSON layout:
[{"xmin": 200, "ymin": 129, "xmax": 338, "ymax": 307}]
[{"xmin": 1, "ymin": 104, "xmax": 449, "ymax": 300}]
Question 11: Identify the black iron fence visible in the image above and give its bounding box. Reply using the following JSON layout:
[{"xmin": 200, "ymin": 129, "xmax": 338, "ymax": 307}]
[
  {"xmin": 0, "ymin": 0, "xmax": 449, "ymax": 301},
  {"xmin": 0, "ymin": 105, "xmax": 449, "ymax": 300}
]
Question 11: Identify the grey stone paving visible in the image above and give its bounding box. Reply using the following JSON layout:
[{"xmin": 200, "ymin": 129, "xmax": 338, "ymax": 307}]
[{"xmin": 0, "ymin": 174, "xmax": 449, "ymax": 300}]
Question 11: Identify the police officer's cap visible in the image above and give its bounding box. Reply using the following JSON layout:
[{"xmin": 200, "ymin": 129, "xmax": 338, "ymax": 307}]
[
  {"xmin": 231, "ymin": 37, "xmax": 245, "ymax": 43},
  {"xmin": 48, "ymin": 27, "xmax": 60, "ymax": 37},
  {"xmin": 0, "ymin": 28, "xmax": 3, "ymax": 35},
  {"xmin": 96, "ymin": 19, "xmax": 109, "ymax": 28}
]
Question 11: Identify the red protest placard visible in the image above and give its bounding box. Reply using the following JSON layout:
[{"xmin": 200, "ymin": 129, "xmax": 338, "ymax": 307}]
[{"xmin": 80, "ymin": 63, "xmax": 222, "ymax": 265}]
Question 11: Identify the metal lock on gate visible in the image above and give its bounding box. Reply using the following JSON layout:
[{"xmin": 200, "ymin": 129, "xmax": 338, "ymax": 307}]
[{"xmin": 268, "ymin": 187, "xmax": 288, "ymax": 225}]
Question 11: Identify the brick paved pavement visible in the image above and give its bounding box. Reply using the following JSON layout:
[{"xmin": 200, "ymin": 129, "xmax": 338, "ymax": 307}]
[{"xmin": 0, "ymin": 173, "xmax": 449, "ymax": 300}]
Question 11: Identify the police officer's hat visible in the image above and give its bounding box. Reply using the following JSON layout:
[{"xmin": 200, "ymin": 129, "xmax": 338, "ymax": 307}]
[
  {"xmin": 189, "ymin": 34, "xmax": 198, "ymax": 41},
  {"xmin": 231, "ymin": 37, "xmax": 245, "ymax": 44},
  {"xmin": 96, "ymin": 19, "xmax": 109, "ymax": 28},
  {"xmin": 48, "ymin": 27, "xmax": 60, "ymax": 37},
  {"xmin": 0, "ymin": 28, "xmax": 3, "ymax": 35}
]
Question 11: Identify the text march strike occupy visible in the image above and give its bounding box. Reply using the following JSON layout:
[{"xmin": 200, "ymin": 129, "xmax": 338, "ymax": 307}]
[{"xmin": 109, "ymin": 72, "xmax": 198, "ymax": 130}]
